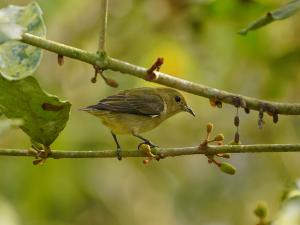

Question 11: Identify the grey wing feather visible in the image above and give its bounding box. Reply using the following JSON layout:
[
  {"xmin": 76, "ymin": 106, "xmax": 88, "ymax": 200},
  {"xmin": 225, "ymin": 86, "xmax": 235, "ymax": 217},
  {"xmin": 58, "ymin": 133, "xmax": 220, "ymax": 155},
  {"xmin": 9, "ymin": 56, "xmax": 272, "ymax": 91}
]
[{"xmin": 90, "ymin": 89, "xmax": 164, "ymax": 116}]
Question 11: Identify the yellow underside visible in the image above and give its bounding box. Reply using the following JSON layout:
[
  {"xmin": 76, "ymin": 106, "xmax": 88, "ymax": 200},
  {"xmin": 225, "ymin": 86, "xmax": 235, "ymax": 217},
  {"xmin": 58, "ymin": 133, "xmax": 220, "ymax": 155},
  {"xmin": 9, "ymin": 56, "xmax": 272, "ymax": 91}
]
[{"xmin": 90, "ymin": 111, "xmax": 165, "ymax": 135}]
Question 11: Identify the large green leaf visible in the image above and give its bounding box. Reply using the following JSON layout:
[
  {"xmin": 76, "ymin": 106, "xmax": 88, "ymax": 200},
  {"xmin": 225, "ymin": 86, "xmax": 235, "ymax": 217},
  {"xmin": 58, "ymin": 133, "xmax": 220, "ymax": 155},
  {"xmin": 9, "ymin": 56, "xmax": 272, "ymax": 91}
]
[
  {"xmin": 239, "ymin": 0, "xmax": 300, "ymax": 35},
  {"xmin": 0, "ymin": 2, "xmax": 46, "ymax": 80},
  {"xmin": 0, "ymin": 76, "xmax": 71, "ymax": 146}
]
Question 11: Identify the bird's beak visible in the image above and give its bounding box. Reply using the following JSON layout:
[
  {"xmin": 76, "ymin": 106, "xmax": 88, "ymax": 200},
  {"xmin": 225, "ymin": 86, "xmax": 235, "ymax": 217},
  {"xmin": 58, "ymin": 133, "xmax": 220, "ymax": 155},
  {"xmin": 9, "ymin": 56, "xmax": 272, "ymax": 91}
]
[
  {"xmin": 79, "ymin": 106, "xmax": 95, "ymax": 112},
  {"xmin": 184, "ymin": 105, "xmax": 195, "ymax": 117},
  {"xmin": 79, "ymin": 107, "xmax": 89, "ymax": 111}
]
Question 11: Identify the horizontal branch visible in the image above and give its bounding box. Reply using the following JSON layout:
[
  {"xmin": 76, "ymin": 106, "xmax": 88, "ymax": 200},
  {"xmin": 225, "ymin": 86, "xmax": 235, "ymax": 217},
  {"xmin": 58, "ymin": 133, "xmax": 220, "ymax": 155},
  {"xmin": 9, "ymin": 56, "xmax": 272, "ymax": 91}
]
[
  {"xmin": 1, "ymin": 144, "xmax": 300, "ymax": 159},
  {"xmin": 21, "ymin": 33, "xmax": 300, "ymax": 115}
]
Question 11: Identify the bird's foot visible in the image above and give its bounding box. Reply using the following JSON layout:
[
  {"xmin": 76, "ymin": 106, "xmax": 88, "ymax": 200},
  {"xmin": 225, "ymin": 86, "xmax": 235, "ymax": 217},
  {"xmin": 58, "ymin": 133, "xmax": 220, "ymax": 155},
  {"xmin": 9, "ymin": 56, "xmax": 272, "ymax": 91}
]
[
  {"xmin": 142, "ymin": 140, "xmax": 158, "ymax": 148},
  {"xmin": 116, "ymin": 147, "xmax": 122, "ymax": 161},
  {"xmin": 138, "ymin": 143, "xmax": 165, "ymax": 165},
  {"xmin": 30, "ymin": 145, "xmax": 52, "ymax": 165}
]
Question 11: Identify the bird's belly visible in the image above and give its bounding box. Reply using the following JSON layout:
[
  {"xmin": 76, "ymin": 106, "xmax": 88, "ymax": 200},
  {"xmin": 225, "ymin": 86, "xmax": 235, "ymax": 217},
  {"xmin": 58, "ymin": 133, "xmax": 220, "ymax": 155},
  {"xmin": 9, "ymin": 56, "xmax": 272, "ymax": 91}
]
[{"xmin": 98, "ymin": 112, "xmax": 163, "ymax": 135}]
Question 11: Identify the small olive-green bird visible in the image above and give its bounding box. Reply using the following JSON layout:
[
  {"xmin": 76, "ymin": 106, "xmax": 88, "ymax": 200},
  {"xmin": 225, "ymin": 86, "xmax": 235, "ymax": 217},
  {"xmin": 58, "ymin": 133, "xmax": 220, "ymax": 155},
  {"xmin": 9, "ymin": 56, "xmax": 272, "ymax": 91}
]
[{"xmin": 81, "ymin": 87, "xmax": 195, "ymax": 160}]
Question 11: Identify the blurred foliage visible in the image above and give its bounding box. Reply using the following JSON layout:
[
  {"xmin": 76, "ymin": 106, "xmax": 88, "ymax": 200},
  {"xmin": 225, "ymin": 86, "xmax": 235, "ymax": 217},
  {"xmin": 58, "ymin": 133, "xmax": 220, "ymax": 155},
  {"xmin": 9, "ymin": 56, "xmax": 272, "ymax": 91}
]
[
  {"xmin": 272, "ymin": 180, "xmax": 300, "ymax": 225},
  {"xmin": 239, "ymin": 0, "xmax": 300, "ymax": 35},
  {"xmin": 0, "ymin": 0, "xmax": 300, "ymax": 225}
]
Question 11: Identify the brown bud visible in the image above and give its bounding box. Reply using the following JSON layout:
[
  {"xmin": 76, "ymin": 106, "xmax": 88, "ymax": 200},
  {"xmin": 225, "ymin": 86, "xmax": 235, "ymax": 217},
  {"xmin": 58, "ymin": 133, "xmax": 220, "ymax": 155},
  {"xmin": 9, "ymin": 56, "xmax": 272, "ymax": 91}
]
[
  {"xmin": 258, "ymin": 109, "xmax": 264, "ymax": 129},
  {"xmin": 258, "ymin": 119, "xmax": 264, "ymax": 129},
  {"xmin": 234, "ymin": 116, "xmax": 239, "ymax": 127},
  {"xmin": 155, "ymin": 57, "xmax": 164, "ymax": 71},
  {"xmin": 57, "ymin": 54, "xmax": 64, "ymax": 66},
  {"xmin": 234, "ymin": 131, "xmax": 240, "ymax": 143},
  {"xmin": 206, "ymin": 123, "xmax": 213, "ymax": 134},
  {"xmin": 214, "ymin": 133, "xmax": 224, "ymax": 142},
  {"xmin": 91, "ymin": 70, "xmax": 98, "ymax": 83},
  {"xmin": 105, "ymin": 78, "xmax": 119, "ymax": 88},
  {"xmin": 91, "ymin": 76, "xmax": 97, "ymax": 83},
  {"xmin": 244, "ymin": 108, "xmax": 250, "ymax": 114},
  {"xmin": 143, "ymin": 159, "xmax": 149, "ymax": 164}
]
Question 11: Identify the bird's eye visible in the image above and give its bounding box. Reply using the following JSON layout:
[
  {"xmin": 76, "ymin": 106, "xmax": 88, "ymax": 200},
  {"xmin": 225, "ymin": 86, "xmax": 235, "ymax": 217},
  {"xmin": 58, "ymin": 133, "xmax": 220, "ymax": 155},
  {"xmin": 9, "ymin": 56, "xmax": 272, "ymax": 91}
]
[{"xmin": 175, "ymin": 96, "xmax": 181, "ymax": 103}]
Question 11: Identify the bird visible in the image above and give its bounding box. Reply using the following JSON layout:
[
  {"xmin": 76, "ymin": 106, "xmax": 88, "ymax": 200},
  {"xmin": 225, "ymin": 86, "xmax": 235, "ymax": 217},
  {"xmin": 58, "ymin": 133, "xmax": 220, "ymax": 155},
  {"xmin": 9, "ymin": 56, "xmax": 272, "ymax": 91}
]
[{"xmin": 80, "ymin": 87, "xmax": 195, "ymax": 160}]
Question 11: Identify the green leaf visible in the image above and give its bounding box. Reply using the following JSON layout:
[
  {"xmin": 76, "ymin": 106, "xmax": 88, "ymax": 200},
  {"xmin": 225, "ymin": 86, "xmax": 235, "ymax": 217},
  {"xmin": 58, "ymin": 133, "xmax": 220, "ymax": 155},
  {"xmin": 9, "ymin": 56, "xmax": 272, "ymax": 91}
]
[
  {"xmin": 0, "ymin": 76, "xmax": 71, "ymax": 146},
  {"xmin": 0, "ymin": 2, "xmax": 46, "ymax": 80},
  {"xmin": 239, "ymin": 0, "xmax": 300, "ymax": 35},
  {"xmin": 0, "ymin": 118, "xmax": 23, "ymax": 137}
]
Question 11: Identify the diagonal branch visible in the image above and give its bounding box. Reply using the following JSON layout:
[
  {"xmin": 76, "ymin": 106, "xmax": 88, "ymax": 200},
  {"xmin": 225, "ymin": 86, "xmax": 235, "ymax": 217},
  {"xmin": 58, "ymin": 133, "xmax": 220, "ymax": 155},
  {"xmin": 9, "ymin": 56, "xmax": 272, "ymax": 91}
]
[
  {"xmin": 1, "ymin": 144, "xmax": 300, "ymax": 159},
  {"xmin": 21, "ymin": 33, "xmax": 300, "ymax": 115},
  {"xmin": 98, "ymin": 0, "xmax": 108, "ymax": 52}
]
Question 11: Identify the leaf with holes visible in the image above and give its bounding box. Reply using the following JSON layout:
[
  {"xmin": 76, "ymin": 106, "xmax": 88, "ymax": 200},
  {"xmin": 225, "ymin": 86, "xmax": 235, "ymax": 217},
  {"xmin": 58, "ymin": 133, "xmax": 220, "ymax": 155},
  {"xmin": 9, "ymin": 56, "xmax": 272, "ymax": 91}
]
[
  {"xmin": 0, "ymin": 76, "xmax": 71, "ymax": 146},
  {"xmin": 239, "ymin": 0, "xmax": 300, "ymax": 35},
  {"xmin": 0, "ymin": 2, "xmax": 46, "ymax": 80}
]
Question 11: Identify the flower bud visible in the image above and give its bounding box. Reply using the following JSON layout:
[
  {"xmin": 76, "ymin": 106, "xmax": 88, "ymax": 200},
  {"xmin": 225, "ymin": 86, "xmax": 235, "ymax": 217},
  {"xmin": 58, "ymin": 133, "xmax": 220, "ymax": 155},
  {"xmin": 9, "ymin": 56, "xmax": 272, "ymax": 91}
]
[
  {"xmin": 234, "ymin": 131, "xmax": 240, "ymax": 144},
  {"xmin": 57, "ymin": 54, "xmax": 64, "ymax": 66},
  {"xmin": 234, "ymin": 116, "xmax": 239, "ymax": 127},
  {"xmin": 254, "ymin": 201, "xmax": 268, "ymax": 219},
  {"xmin": 214, "ymin": 133, "xmax": 224, "ymax": 142},
  {"xmin": 206, "ymin": 123, "xmax": 213, "ymax": 134},
  {"xmin": 219, "ymin": 162, "xmax": 236, "ymax": 175},
  {"xmin": 143, "ymin": 159, "xmax": 149, "ymax": 164},
  {"xmin": 105, "ymin": 78, "xmax": 119, "ymax": 88}
]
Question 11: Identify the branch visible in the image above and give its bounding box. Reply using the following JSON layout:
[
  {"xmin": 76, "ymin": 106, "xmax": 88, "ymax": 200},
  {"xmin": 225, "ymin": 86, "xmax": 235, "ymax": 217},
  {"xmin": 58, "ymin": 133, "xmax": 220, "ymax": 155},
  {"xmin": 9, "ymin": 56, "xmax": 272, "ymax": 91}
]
[
  {"xmin": 98, "ymin": 0, "xmax": 108, "ymax": 52},
  {"xmin": 21, "ymin": 33, "xmax": 300, "ymax": 115},
  {"xmin": 1, "ymin": 144, "xmax": 300, "ymax": 159}
]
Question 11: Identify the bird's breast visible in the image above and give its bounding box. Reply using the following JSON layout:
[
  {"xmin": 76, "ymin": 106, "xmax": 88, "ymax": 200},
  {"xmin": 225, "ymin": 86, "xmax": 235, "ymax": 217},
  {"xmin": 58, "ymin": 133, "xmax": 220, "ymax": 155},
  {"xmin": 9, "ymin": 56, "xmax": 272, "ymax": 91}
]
[{"xmin": 95, "ymin": 111, "xmax": 166, "ymax": 135}]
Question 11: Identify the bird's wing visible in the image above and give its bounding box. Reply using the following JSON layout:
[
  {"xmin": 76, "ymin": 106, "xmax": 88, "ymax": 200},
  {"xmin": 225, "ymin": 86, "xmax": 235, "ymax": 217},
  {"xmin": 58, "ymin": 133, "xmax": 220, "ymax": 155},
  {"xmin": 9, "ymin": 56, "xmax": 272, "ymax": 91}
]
[{"xmin": 90, "ymin": 88, "xmax": 165, "ymax": 116}]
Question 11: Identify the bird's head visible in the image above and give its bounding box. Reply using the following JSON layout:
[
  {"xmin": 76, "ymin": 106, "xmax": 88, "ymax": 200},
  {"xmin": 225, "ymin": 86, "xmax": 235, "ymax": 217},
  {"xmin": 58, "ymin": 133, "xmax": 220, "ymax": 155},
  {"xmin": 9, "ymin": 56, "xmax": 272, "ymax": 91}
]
[{"xmin": 157, "ymin": 88, "xmax": 195, "ymax": 117}]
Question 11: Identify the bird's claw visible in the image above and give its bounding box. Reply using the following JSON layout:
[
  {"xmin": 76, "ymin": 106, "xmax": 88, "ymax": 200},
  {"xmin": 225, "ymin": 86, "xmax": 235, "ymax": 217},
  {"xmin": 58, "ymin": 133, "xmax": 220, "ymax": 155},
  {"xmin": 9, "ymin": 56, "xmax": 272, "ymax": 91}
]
[
  {"xmin": 30, "ymin": 145, "xmax": 52, "ymax": 165},
  {"xmin": 116, "ymin": 148, "xmax": 122, "ymax": 161},
  {"xmin": 143, "ymin": 140, "xmax": 158, "ymax": 148}
]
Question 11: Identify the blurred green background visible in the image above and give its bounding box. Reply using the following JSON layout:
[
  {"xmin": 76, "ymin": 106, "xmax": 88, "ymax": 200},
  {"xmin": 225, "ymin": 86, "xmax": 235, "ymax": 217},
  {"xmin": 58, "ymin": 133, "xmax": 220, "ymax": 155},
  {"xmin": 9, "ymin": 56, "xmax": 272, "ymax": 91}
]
[{"xmin": 0, "ymin": 0, "xmax": 300, "ymax": 224}]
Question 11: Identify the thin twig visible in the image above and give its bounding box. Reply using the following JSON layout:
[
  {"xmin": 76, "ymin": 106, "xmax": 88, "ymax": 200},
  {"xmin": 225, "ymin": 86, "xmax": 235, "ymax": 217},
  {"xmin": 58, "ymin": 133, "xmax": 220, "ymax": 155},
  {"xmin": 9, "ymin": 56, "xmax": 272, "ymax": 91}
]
[
  {"xmin": 21, "ymin": 33, "xmax": 300, "ymax": 115},
  {"xmin": 98, "ymin": 0, "xmax": 108, "ymax": 52},
  {"xmin": 1, "ymin": 144, "xmax": 300, "ymax": 159}
]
